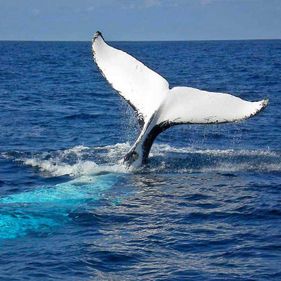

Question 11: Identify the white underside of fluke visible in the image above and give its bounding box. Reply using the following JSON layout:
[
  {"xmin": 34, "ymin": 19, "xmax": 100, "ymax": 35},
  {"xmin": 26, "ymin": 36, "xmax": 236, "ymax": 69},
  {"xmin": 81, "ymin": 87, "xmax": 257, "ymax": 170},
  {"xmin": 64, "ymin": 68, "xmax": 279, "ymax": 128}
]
[{"xmin": 92, "ymin": 31, "xmax": 268, "ymax": 167}]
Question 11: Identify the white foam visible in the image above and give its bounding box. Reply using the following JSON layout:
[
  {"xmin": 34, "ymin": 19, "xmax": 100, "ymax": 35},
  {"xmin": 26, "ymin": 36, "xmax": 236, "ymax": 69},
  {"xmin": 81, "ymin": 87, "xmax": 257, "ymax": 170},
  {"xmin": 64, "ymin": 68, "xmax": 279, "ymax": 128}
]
[
  {"xmin": 23, "ymin": 158, "xmax": 130, "ymax": 177},
  {"xmin": 179, "ymin": 162, "xmax": 281, "ymax": 174},
  {"xmin": 3, "ymin": 143, "xmax": 280, "ymax": 176},
  {"xmin": 150, "ymin": 143, "xmax": 281, "ymax": 173},
  {"xmin": 61, "ymin": 145, "xmax": 90, "ymax": 154},
  {"xmin": 20, "ymin": 144, "xmax": 132, "ymax": 177},
  {"xmin": 151, "ymin": 143, "xmax": 278, "ymax": 157},
  {"xmin": 101, "ymin": 142, "xmax": 131, "ymax": 159}
]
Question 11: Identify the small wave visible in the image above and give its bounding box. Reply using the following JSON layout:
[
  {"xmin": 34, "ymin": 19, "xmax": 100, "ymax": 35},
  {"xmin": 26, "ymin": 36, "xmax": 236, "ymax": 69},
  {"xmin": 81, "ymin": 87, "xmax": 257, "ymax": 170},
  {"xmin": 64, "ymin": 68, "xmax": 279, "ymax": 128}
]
[
  {"xmin": 151, "ymin": 143, "xmax": 278, "ymax": 158},
  {"xmin": 0, "ymin": 145, "xmax": 90, "ymax": 161},
  {"xmin": 62, "ymin": 145, "xmax": 90, "ymax": 154},
  {"xmin": 101, "ymin": 142, "xmax": 131, "ymax": 159},
  {"xmin": 150, "ymin": 144, "xmax": 281, "ymax": 173},
  {"xmin": 63, "ymin": 113, "xmax": 102, "ymax": 120},
  {"xmin": 179, "ymin": 162, "xmax": 281, "ymax": 174}
]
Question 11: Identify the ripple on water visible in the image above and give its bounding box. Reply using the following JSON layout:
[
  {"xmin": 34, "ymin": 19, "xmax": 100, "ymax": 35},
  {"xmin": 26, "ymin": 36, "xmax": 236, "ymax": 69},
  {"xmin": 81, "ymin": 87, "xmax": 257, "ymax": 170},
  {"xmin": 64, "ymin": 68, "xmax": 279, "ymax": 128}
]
[{"xmin": 0, "ymin": 40, "xmax": 281, "ymax": 280}]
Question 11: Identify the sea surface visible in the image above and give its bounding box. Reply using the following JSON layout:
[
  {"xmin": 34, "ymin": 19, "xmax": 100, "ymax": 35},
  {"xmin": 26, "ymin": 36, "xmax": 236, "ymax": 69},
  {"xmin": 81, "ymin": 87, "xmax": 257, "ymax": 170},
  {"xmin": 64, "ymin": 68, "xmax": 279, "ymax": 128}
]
[{"xmin": 0, "ymin": 40, "xmax": 280, "ymax": 280}]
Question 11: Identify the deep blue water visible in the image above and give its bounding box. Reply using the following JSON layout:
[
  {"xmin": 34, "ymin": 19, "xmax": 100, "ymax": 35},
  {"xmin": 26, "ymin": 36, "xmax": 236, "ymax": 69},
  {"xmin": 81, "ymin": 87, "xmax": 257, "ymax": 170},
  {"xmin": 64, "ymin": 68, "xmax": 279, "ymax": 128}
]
[{"xmin": 0, "ymin": 40, "xmax": 281, "ymax": 280}]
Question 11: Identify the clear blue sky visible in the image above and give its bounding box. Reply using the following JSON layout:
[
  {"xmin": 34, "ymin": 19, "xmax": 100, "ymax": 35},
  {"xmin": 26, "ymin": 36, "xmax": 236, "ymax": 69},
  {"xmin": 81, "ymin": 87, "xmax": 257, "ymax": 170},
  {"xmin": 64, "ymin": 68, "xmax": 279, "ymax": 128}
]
[{"xmin": 0, "ymin": 0, "xmax": 280, "ymax": 41}]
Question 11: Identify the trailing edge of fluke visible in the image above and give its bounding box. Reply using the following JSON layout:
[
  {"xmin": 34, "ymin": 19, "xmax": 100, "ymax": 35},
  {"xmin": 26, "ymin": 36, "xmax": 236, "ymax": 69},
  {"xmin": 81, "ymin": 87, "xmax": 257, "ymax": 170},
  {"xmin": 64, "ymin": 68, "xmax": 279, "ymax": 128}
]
[{"xmin": 92, "ymin": 31, "xmax": 268, "ymax": 168}]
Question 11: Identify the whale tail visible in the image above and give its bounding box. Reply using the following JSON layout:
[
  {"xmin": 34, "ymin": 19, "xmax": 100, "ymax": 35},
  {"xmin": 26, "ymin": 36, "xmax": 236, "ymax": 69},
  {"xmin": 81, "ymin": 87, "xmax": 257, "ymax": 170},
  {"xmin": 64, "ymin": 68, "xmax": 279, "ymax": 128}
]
[{"xmin": 92, "ymin": 32, "xmax": 268, "ymax": 167}]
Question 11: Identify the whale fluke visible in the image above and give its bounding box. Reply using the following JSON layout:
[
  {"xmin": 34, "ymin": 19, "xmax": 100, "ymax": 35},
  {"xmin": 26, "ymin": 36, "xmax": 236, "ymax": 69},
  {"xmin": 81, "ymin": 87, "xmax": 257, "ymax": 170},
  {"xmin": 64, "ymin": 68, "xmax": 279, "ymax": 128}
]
[{"xmin": 92, "ymin": 32, "xmax": 268, "ymax": 167}]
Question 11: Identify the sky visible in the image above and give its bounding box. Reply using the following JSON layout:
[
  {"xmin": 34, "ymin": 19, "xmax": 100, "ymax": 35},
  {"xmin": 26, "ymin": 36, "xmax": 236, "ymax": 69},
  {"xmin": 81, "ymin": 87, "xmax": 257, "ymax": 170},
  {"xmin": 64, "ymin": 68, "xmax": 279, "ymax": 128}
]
[{"xmin": 0, "ymin": 0, "xmax": 280, "ymax": 41}]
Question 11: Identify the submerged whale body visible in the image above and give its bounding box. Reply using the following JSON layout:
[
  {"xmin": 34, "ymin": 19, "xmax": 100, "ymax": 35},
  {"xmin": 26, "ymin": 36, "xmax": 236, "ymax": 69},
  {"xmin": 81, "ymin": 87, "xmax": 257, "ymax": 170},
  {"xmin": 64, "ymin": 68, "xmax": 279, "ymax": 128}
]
[{"xmin": 92, "ymin": 31, "xmax": 268, "ymax": 168}]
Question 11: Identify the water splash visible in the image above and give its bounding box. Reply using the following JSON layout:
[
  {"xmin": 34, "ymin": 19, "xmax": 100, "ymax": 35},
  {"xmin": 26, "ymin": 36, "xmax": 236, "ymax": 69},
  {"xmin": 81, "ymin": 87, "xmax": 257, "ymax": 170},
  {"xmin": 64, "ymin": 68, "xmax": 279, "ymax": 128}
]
[
  {"xmin": 1, "ymin": 143, "xmax": 131, "ymax": 177},
  {"xmin": 2, "ymin": 142, "xmax": 280, "ymax": 177}
]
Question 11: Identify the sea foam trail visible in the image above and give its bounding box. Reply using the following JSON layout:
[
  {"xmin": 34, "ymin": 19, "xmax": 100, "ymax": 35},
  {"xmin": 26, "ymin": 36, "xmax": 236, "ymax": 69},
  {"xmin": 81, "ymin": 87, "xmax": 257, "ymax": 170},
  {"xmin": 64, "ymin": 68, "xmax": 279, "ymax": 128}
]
[
  {"xmin": 2, "ymin": 144, "xmax": 132, "ymax": 177},
  {"xmin": 0, "ymin": 174, "xmax": 119, "ymax": 239},
  {"xmin": 151, "ymin": 143, "xmax": 278, "ymax": 157},
  {"xmin": 23, "ymin": 158, "xmax": 129, "ymax": 177},
  {"xmin": 2, "ymin": 143, "xmax": 280, "ymax": 177}
]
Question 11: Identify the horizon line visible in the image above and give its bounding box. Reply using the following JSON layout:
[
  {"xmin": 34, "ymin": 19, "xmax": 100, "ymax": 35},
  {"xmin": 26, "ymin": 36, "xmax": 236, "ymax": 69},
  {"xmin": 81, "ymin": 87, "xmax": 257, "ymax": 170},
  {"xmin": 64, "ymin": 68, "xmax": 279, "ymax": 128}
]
[{"xmin": 0, "ymin": 38, "xmax": 280, "ymax": 43}]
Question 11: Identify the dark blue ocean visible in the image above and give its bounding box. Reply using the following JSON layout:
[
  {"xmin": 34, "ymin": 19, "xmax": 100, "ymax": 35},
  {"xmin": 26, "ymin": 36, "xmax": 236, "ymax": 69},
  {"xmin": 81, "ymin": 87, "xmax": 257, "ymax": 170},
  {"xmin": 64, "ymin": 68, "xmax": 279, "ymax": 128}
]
[{"xmin": 0, "ymin": 40, "xmax": 280, "ymax": 280}]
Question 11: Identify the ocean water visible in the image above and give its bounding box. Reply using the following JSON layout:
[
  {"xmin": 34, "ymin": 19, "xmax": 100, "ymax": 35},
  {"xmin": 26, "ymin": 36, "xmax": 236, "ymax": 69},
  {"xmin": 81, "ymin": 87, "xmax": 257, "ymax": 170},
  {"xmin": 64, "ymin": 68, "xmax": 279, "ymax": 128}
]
[{"xmin": 0, "ymin": 39, "xmax": 280, "ymax": 280}]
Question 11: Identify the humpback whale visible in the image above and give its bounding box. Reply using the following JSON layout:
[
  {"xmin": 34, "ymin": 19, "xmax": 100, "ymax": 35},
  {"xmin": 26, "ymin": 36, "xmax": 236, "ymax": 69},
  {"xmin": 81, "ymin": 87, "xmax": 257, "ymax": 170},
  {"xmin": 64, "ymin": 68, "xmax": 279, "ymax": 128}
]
[{"xmin": 92, "ymin": 31, "xmax": 268, "ymax": 168}]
